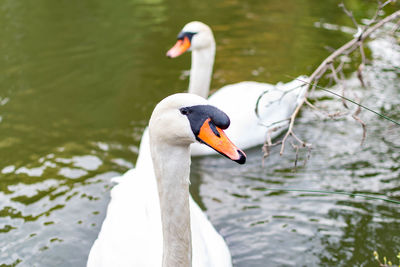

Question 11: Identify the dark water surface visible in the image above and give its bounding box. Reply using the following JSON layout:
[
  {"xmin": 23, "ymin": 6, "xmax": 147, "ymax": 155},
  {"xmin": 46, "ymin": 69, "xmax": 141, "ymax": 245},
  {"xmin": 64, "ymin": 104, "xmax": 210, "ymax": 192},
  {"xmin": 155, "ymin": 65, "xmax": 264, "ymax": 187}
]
[{"xmin": 0, "ymin": 0, "xmax": 399, "ymax": 266}]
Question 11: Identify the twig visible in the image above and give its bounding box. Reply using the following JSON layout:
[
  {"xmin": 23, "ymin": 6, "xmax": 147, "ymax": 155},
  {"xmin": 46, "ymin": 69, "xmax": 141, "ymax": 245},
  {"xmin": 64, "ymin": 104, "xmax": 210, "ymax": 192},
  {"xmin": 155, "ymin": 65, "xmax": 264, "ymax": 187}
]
[
  {"xmin": 256, "ymin": 83, "xmax": 306, "ymax": 119},
  {"xmin": 339, "ymin": 2, "xmax": 360, "ymax": 29},
  {"xmin": 329, "ymin": 63, "xmax": 349, "ymax": 109},
  {"xmin": 352, "ymin": 96, "xmax": 367, "ymax": 145},
  {"xmin": 304, "ymin": 146, "xmax": 312, "ymax": 166},
  {"xmin": 391, "ymin": 18, "xmax": 400, "ymax": 33},
  {"xmin": 262, "ymin": 135, "xmax": 282, "ymax": 166},
  {"xmin": 369, "ymin": 0, "xmax": 395, "ymax": 26},
  {"xmin": 305, "ymin": 98, "xmax": 349, "ymax": 118},
  {"xmin": 324, "ymin": 45, "xmax": 337, "ymax": 53},
  {"xmin": 262, "ymin": 126, "xmax": 283, "ymax": 160},
  {"xmin": 305, "ymin": 99, "xmax": 320, "ymax": 111},
  {"xmin": 357, "ymin": 42, "xmax": 367, "ymax": 87},
  {"xmin": 291, "ymin": 131, "xmax": 309, "ymax": 147},
  {"xmin": 352, "ymin": 114, "xmax": 367, "ymax": 145},
  {"xmin": 279, "ymin": 97, "xmax": 306, "ymax": 155},
  {"xmin": 291, "ymin": 142, "xmax": 299, "ymax": 168}
]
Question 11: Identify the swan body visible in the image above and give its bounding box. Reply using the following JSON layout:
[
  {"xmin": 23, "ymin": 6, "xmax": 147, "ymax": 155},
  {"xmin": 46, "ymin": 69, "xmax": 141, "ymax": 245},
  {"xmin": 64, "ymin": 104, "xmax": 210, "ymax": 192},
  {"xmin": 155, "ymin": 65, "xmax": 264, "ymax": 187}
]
[
  {"xmin": 88, "ymin": 93, "xmax": 246, "ymax": 267},
  {"xmin": 167, "ymin": 21, "xmax": 308, "ymax": 155}
]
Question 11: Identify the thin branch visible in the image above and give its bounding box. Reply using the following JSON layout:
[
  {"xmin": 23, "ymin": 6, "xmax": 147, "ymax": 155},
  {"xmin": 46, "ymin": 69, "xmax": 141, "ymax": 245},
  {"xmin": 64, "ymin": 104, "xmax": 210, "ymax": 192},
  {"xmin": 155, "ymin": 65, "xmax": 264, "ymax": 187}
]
[
  {"xmin": 329, "ymin": 63, "xmax": 349, "ymax": 109},
  {"xmin": 304, "ymin": 146, "xmax": 312, "ymax": 166},
  {"xmin": 256, "ymin": 83, "xmax": 306, "ymax": 119},
  {"xmin": 339, "ymin": 2, "xmax": 360, "ymax": 29},
  {"xmin": 336, "ymin": 60, "xmax": 346, "ymax": 74},
  {"xmin": 352, "ymin": 114, "xmax": 367, "ymax": 145},
  {"xmin": 279, "ymin": 97, "xmax": 305, "ymax": 155},
  {"xmin": 369, "ymin": 0, "xmax": 395, "ymax": 26},
  {"xmin": 291, "ymin": 142, "xmax": 300, "ymax": 168},
  {"xmin": 291, "ymin": 131, "xmax": 309, "ymax": 147},
  {"xmin": 262, "ymin": 129, "xmax": 283, "ymax": 165},
  {"xmin": 352, "ymin": 96, "xmax": 367, "ymax": 145},
  {"xmin": 305, "ymin": 98, "xmax": 349, "ymax": 118},
  {"xmin": 391, "ymin": 18, "xmax": 400, "ymax": 33},
  {"xmin": 357, "ymin": 42, "xmax": 367, "ymax": 87},
  {"xmin": 327, "ymin": 110, "xmax": 349, "ymax": 119},
  {"xmin": 305, "ymin": 99, "xmax": 320, "ymax": 111},
  {"xmin": 324, "ymin": 45, "xmax": 337, "ymax": 53}
]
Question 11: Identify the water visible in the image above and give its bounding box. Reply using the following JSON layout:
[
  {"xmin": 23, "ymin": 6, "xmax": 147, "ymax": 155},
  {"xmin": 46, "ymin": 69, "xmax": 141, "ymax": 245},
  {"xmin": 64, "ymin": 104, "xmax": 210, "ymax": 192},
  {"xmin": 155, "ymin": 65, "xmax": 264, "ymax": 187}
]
[{"xmin": 0, "ymin": 0, "xmax": 399, "ymax": 266}]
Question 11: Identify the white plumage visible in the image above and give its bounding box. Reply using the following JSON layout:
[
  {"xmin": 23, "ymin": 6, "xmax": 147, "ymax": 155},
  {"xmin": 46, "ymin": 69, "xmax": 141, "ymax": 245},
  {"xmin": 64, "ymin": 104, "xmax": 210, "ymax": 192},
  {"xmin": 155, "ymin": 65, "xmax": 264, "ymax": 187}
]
[{"xmin": 88, "ymin": 94, "xmax": 234, "ymax": 267}]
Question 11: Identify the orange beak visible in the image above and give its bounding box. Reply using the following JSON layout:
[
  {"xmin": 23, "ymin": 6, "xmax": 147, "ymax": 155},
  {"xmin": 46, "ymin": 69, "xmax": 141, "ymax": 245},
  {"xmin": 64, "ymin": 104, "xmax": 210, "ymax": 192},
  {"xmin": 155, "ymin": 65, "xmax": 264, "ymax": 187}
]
[
  {"xmin": 166, "ymin": 36, "xmax": 191, "ymax": 58},
  {"xmin": 197, "ymin": 118, "xmax": 246, "ymax": 164}
]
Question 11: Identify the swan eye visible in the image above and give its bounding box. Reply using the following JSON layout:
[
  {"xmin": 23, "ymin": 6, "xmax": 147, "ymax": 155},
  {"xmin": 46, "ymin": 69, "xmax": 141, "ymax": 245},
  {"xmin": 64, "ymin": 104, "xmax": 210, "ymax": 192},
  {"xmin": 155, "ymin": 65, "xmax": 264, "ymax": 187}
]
[
  {"xmin": 180, "ymin": 108, "xmax": 190, "ymax": 115},
  {"xmin": 177, "ymin": 32, "xmax": 197, "ymax": 41}
]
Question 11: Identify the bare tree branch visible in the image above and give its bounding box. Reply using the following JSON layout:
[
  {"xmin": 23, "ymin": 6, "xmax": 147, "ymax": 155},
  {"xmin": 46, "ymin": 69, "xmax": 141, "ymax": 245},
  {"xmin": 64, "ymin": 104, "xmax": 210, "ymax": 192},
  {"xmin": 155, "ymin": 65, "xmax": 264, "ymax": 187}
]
[{"xmin": 269, "ymin": 6, "xmax": 400, "ymax": 161}]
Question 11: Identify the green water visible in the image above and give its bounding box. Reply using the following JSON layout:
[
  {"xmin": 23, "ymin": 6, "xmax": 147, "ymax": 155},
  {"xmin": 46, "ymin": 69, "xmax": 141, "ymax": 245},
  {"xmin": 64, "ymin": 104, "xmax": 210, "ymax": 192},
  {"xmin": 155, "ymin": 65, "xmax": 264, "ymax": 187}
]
[{"xmin": 0, "ymin": 0, "xmax": 399, "ymax": 266}]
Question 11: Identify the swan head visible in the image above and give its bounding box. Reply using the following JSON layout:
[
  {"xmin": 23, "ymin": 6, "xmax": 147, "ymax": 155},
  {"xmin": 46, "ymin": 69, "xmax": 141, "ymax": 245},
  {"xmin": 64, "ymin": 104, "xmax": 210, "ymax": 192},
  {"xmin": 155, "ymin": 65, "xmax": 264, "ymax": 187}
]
[
  {"xmin": 149, "ymin": 93, "xmax": 246, "ymax": 164},
  {"xmin": 166, "ymin": 21, "xmax": 215, "ymax": 58}
]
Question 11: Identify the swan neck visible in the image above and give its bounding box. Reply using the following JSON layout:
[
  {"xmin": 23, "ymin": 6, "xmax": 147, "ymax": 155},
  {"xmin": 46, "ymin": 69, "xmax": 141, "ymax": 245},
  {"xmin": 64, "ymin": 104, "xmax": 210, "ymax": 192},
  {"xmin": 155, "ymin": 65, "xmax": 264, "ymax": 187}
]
[
  {"xmin": 189, "ymin": 44, "xmax": 215, "ymax": 99},
  {"xmin": 150, "ymin": 142, "xmax": 192, "ymax": 267}
]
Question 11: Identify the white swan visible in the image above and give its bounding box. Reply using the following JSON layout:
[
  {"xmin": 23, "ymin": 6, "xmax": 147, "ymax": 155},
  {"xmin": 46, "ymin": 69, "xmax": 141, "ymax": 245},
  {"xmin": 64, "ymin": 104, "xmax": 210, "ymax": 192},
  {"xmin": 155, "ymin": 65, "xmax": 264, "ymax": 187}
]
[
  {"xmin": 167, "ymin": 21, "xmax": 308, "ymax": 155},
  {"xmin": 87, "ymin": 93, "xmax": 246, "ymax": 267}
]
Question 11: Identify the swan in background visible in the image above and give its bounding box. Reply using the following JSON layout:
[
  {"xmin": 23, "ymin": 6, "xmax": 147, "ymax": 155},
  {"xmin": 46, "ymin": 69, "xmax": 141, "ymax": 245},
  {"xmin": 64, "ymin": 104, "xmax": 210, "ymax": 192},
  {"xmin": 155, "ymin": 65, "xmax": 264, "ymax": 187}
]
[
  {"xmin": 87, "ymin": 93, "xmax": 246, "ymax": 267},
  {"xmin": 167, "ymin": 21, "xmax": 308, "ymax": 155}
]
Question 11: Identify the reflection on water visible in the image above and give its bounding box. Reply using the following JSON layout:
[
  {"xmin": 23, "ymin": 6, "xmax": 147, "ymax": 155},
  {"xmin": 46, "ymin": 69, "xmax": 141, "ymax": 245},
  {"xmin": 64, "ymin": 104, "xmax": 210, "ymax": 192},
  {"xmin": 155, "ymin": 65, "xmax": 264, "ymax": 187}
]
[{"xmin": 0, "ymin": 0, "xmax": 399, "ymax": 266}]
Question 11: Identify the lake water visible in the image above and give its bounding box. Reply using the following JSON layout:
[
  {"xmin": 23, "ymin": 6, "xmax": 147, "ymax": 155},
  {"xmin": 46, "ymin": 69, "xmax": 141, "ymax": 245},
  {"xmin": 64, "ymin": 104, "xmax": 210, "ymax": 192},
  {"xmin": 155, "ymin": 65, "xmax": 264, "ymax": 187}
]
[{"xmin": 0, "ymin": 0, "xmax": 399, "ymax": 266}]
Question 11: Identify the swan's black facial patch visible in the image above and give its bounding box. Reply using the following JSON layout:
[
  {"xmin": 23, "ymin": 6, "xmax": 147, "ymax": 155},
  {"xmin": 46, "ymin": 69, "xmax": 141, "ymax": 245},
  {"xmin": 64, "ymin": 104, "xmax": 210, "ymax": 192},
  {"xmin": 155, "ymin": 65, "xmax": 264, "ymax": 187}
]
[
  {"xmin": 177, "ymin": 31, "xmax": 196, "ymax": 42},
  {"xmin": 179, "ymin": 105, "xmax": 230, "ymax": 138},
  {"xmin": 208, "ymin": 120, "xmax": 220, "ymax": 137}
]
